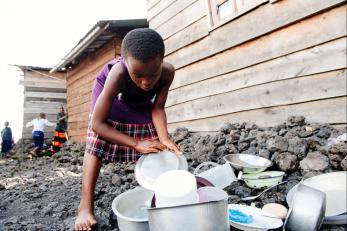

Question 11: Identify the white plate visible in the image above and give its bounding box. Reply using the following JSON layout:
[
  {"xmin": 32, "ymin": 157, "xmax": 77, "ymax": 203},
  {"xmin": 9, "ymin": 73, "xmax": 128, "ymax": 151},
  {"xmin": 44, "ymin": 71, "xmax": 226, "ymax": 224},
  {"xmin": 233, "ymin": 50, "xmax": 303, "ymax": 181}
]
[
  {"xmin": 135, "ymin": 151, "xmax": 188, "ymax": 190},
  {"xmin": 287, "ymin": 171, "xmax": 347, "ymax": 218},
  {"xmin": 228, "ymin": 204, "xmax": 283, "ymax": 231}
]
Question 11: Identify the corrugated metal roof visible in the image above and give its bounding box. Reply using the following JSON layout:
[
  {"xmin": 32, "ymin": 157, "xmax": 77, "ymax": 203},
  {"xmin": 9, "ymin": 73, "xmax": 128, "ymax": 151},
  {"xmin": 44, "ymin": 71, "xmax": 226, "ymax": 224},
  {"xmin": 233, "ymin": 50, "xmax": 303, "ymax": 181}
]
[
  {"xmin": 13, "ymin": 65, "xmax": 53, "ymax": 72},
  {"xmin": 50, "ymin": 19, "xmax": 148, "ymax": 73}
]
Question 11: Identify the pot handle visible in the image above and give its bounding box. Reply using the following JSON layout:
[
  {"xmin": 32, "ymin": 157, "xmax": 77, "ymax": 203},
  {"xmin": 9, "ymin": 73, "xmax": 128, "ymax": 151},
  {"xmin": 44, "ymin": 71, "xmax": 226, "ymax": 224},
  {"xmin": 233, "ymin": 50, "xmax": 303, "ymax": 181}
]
[{"xmin": 194, "ymin": 161, "xmax": 220, "ymax": 175}]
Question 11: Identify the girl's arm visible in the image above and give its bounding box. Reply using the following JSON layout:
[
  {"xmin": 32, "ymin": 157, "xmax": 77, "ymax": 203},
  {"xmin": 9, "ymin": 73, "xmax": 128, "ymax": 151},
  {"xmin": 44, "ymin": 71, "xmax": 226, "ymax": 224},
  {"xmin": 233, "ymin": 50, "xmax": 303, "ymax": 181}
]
[{"xmin": 152, "ymin": 63, "xmax": 182, "ymax": 155}]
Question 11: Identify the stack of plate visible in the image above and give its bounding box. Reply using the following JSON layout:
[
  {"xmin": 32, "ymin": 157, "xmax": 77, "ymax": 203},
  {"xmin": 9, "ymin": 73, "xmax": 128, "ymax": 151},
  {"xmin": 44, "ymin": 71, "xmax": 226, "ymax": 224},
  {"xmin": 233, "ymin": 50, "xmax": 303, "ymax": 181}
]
[
  {"xmin": 286, "ymin": 171, "xmax": 347, "ymax": 225},
  {"xmin": 135, "ymin": 151, "xmax": 188, "ymax": 190}
]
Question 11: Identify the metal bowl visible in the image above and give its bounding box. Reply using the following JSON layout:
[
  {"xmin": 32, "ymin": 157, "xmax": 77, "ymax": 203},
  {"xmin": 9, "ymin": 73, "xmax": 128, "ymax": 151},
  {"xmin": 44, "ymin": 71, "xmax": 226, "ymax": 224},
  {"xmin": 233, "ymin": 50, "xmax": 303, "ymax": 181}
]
[
  {"xmin": 241, "ymin": 171, "xmax": 285, "ymax": 189},
  {"xmin": 223, "ymin": 154, "xmax": 272, "ymax": 174}
]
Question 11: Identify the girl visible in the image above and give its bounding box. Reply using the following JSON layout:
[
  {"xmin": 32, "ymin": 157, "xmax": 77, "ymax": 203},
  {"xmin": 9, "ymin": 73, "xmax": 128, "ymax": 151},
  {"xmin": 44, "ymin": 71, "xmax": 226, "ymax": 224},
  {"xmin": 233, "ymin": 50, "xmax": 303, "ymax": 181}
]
[{"xmin": 75, "ymin": 28, "xmax": 181, "ymax": 230}]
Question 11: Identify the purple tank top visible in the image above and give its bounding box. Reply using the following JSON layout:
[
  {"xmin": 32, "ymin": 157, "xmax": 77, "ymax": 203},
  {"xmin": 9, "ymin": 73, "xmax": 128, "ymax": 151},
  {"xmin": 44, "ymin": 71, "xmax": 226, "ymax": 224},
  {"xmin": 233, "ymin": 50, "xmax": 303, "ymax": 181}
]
[{"xmin": 90, "ymin": 58, "xmax": 159, "ymax": 124}]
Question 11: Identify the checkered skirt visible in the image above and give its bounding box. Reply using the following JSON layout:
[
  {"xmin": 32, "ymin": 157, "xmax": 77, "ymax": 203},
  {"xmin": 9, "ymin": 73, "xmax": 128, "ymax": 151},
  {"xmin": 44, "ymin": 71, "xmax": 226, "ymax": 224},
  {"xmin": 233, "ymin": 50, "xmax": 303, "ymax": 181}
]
[{"xmin": 85, "ymin": 119, "xmax": 158, "ymax": 162}]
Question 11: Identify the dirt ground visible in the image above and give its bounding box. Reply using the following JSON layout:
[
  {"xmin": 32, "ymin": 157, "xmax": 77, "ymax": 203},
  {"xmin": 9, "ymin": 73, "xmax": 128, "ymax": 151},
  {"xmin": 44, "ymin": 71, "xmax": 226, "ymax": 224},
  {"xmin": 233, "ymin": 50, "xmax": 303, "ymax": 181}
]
[{"xmin": 0, "ymin": 117, "xmax": 346, "ymax": 231}]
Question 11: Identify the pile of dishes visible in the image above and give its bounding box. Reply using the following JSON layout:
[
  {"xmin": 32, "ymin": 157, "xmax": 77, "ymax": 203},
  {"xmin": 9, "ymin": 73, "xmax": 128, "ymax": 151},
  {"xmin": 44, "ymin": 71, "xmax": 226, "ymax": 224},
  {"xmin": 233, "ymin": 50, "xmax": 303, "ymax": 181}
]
[{"xmin": 224, "ymin": 154, "xmax": 284, "ymax": 189}]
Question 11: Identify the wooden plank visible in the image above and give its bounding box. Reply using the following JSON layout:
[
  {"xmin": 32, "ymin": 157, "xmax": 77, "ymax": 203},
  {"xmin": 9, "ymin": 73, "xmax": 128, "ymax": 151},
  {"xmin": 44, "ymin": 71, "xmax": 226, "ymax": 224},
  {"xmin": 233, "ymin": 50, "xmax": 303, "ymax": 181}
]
[
  {"xmin": 156, "ymin": 0, "xmax": 206, "ymax": 40},
  {"xmin": 165, "ymin": 16, "xmax": 209, "ymax": 55},
  {"xmin": 25, "ymin": 92, "xmax": 67, "ymax": 99},
  {"xmin": 166, "ymin": 38, "xmax": 347, "ymax": 107},
  {"xmin": 166, "ymin": 70, "xmax": 347, "ymax": 123},
  {"xmin": 24, "ymin": 101, "xmax": 66, "ymax": 108},
  {"xmin": 148, "ymin": 0, "xmax": 177, "ymax": 20},
  {"xmin": 24, "ymin": 80, "xmax": 66, "ymax": 89},
  {"xmin": 170, "ymin": 5, "xmax": 347, "ymax": 89},
  {"xmin": 168, "ymin": 97, "xmax": 347, "ymax": 132},
  {"xmin": 150, "ymin": 0, "xmax": 197, "ymax": 28},
  {"xmin": 165, "ymin": 0, "xmax": 346, "ymax": 69},
  {"xmin": 147, "ymin": 0, "xmax": 161, "ymax": 10},
  {"xmin": 24, "ymin": 107, "xmax": 63, "ymax": 114}
]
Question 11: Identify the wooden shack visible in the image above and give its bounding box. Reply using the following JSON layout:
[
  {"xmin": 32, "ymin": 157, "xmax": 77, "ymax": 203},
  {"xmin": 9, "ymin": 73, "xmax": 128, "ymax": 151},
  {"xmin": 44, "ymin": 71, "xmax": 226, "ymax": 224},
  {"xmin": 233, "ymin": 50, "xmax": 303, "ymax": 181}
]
[
  {"xmin": 17, "ymin": 66, "xmax": 66, "ymax": 139},
  {"xmin": 147, "ymin": 0, "xmax": 347, "ymax": 132},
  {"xmin": 50, "ymin": 20, "xmax": 148, "ymax": 143}
]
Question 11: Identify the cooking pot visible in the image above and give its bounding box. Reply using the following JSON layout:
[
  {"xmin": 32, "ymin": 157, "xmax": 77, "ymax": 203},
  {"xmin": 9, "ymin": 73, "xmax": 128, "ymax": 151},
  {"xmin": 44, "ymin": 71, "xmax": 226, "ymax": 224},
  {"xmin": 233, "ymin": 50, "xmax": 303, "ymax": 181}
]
[
  {"xmin": 148, "ymin": 198, "xmax": 229, "ymax": 231},
  {"xmin": 284, "ymin": 184, "xmax": 326, "ymax": 231}
]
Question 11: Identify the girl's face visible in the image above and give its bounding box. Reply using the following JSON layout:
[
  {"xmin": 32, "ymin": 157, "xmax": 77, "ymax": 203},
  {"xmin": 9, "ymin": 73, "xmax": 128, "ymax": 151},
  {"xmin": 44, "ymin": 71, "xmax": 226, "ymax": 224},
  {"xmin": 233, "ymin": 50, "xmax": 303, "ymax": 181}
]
[{"xmin": 125, "ymin": 55, "xmax": 163, "ymax": 91}]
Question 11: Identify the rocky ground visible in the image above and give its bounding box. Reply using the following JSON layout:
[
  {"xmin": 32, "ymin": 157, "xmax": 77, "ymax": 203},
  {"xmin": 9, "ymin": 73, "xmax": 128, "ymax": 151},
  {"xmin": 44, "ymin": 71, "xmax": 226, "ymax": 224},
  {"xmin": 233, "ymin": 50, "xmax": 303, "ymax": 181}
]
[{"xmin": 0, "ymin": 116, "xmax": 346, "ymax": 231}]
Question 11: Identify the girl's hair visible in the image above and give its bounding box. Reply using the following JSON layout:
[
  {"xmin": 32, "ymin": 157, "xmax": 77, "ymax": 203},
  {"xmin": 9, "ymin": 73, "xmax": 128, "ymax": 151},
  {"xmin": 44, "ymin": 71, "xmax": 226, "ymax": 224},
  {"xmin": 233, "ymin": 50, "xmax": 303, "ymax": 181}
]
[{"xmin": 121, "ymin": 28, "xmax": 164, "ymax": 62}]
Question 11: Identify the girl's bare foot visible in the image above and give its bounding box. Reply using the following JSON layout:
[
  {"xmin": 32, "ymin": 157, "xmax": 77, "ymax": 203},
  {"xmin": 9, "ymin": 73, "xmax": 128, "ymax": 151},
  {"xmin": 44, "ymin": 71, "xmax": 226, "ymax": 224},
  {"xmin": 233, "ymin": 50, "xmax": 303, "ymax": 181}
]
[{"xmin": 74, "ymin": 208, "xmax": 97, "ymax": 231}]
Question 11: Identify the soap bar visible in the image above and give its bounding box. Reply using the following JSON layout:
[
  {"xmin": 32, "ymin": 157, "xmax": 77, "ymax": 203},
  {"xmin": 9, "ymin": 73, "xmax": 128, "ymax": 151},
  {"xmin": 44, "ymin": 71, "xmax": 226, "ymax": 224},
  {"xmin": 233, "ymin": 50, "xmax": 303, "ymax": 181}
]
[
  {"xmin": 262, "ymin": 203, "xmax": 288, "ymax": 219},
  {"xmin": 229, "ymin": 209, "xmax": 253, "ymax": 224}
]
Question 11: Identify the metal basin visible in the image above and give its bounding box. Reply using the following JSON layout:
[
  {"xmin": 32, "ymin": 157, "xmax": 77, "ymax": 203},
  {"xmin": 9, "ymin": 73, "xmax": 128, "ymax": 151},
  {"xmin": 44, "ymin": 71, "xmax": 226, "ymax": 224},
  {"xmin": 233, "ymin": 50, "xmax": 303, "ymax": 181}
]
[{"xmin": 148, "ymin": 199, "xmax": 229, "ymax": 231}]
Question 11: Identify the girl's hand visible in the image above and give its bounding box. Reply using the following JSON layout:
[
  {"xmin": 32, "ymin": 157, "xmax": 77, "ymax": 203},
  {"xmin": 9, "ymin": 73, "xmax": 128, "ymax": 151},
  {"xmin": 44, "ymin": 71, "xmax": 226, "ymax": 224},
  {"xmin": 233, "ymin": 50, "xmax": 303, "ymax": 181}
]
[
  {"xmin": 160, "ymin": 138, "xmax": 182, "ymax": 156},
  {"xmin": 134, "ymin": 139, "xmax": 166, "ymax": 154}
]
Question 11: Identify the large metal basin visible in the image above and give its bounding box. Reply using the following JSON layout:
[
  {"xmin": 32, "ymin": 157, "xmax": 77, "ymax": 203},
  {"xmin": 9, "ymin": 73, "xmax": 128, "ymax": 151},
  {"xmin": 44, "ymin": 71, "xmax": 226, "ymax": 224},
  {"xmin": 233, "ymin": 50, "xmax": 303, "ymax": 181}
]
[{"xmin": 148, "ymin": 199, "xmax": 229, "ymax": 231}]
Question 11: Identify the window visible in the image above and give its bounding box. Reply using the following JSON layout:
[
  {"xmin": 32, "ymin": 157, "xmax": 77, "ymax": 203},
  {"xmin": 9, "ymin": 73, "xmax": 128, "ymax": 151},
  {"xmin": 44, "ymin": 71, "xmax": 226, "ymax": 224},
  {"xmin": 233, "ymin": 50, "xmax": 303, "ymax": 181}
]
[{"xmin": 207, "ymin": 0, "xmax": 269, "ymax": 29}]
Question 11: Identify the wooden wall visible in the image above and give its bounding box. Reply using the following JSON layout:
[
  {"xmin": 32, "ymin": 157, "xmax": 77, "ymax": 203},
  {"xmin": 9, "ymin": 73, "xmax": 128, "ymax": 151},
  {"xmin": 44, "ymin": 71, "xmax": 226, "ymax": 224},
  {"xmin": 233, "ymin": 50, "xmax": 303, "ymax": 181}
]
[
  {"xmin": 147, "ymin": 0, "xmax": 347, "ymax": 132},
  {"xmin": 66, "ymin": 37, "xmax": 123, "ymax": 143},
  {"xmin": 22, "ymin": 70, "xmax": 66, "ymax": 139}
]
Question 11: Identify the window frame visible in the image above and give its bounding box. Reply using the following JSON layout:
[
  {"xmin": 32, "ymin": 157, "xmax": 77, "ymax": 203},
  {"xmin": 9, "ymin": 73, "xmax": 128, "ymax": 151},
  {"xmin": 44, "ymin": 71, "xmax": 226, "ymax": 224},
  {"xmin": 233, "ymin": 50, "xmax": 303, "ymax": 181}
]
[{"xmin": 206, "ymin": 0, "xmax": 270, "ymax": 31}]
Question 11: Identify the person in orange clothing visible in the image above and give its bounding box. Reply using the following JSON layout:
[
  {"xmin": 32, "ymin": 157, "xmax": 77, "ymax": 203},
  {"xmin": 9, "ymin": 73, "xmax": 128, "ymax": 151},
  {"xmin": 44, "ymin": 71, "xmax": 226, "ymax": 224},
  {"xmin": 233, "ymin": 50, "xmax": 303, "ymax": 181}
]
[{"xmin": 51, "ymin": 105, "xmax": 68, "ymax": 152}]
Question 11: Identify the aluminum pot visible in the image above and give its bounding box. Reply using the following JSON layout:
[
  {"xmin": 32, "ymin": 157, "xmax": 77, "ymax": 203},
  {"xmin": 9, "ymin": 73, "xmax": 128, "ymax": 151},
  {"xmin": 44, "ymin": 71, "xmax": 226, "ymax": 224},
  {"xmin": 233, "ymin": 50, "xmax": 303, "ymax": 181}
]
[
  {"xmin": 148, "ymin": 199, "xmax": 229, "ymax": 231},
  {"xmin": 111, "ymin": 187, "xmax": 153, "ymax": 231},
  {"xmin": 284, "ymin": 184, "xmax": 326, "ymax": 231}
]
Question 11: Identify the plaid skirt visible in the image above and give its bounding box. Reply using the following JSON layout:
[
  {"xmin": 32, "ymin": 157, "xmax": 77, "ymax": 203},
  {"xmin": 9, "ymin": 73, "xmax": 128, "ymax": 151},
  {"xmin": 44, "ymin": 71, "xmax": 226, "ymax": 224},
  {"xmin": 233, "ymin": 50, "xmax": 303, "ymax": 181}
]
[{"xmin": 85, "ymin": 119, "xmax": 158, "ymax": 162}]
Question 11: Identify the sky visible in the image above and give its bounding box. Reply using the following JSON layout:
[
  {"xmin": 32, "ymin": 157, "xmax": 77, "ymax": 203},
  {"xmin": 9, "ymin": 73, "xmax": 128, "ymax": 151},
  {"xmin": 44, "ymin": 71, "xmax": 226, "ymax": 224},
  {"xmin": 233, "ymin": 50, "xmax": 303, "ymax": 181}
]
[{"xmin": 0, "ymin": 0, "xmax": 147, "ymax": 141}]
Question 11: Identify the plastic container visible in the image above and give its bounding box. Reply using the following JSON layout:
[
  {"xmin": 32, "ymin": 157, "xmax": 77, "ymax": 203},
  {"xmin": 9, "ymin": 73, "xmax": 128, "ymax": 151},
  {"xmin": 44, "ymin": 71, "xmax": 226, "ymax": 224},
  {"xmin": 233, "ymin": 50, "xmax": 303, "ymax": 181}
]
[
  {"xmin": 194, "ymin": 162, "xmax": 237, "ymax": 189},
  {"xmin": 111, "ymin": 187, "xmax": 153, "ymax": 231},
  {"xmin": 154, "ymin": 170, "xmax": 198, "ymax": 208}
]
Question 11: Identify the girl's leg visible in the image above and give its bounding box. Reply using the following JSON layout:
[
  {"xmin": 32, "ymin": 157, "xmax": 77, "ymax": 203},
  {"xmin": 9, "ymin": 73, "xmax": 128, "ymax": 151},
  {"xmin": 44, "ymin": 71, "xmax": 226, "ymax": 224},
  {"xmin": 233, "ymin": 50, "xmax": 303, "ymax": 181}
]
[{"xmin": 75, "ymin": 153, "xmax": 102, "ymax": 230}]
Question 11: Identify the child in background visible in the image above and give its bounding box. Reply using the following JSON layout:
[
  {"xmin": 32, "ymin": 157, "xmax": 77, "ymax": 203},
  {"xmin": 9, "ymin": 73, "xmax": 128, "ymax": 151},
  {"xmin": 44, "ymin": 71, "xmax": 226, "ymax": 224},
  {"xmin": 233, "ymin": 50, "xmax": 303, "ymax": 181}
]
[
  {"xmin": 74, "ymin": 28, "xmax": 181, "ymax": 230},
  {"xmin": 1, "ymin": 121, "xmax": 13, "ymax": 154},
  {"xmin": 26, "ymin": 112, "xmax": 55, "ymax": 156}
]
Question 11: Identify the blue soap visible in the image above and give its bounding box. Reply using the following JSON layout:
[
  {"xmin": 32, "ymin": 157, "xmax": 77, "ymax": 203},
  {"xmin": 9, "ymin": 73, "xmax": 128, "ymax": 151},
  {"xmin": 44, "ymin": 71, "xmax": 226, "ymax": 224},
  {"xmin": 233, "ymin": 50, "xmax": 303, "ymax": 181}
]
[{"xmin": 229, "ymin": 209, "xmax": 253, "ymax": 224}]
